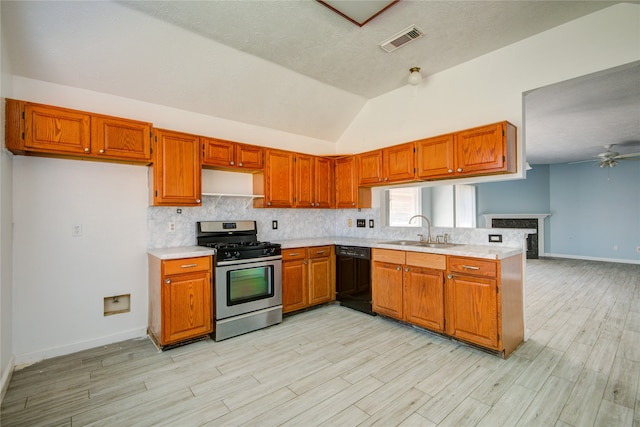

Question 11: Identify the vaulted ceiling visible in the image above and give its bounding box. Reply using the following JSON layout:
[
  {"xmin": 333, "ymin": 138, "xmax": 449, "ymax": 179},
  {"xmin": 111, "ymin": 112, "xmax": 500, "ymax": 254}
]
[{"xmin": 2, "ymin": 1, "xmax": 638, "ymax": 164}]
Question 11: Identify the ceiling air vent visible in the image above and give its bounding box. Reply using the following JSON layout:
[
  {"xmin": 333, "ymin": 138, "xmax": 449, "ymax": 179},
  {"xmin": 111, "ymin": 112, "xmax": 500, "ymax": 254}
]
[{"xmin": 379, "ymin": 25, "xmax": 424, "ymax": 52}]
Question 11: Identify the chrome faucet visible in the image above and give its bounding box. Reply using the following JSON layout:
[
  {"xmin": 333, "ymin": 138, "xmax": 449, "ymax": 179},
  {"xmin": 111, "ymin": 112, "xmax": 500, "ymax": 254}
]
[{"xmin": 409, "ymin": 214, "xmax": 432, "ymax": 243}]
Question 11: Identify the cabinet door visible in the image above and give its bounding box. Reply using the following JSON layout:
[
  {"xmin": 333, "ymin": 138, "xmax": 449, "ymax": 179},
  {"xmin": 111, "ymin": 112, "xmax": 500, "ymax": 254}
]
[
  {"xmin": 372, "ymin": 261, "xmax": 403, "ymax": 320},
  {"xmin": 314, "ymin": 157, "xmax": 334, "ymax": 208},
  {"xmin": 202, "ymin": 137, "xmax": 235, "ymax": 167},
  {"xmin": 357, "ymin": 150, "xmax": 383, "ymax": 186},
  {"xmin": 295, "ymin": 153, "xmax": 315, "ymax": 208},
  {"xmin": 384, "ymin": 142, "xmax": 415, "ymax": 183},
  {"xmin": 92, "ymin": 115, "xmax": 151, "ymax": 162},
  {"xmin": 403, "ymin": 266, "xmax": 444, "ymax": 332},
  {"xmin": 335, "ymin": 156, "xmax": 359, "ymax": 208},
  {"xmin": 24, "ymin": 104, "xmax": 91, "ymax": 155},
  {"xmin": 236, "ymin": 144, "xmax": 264, "ymax": 170},
  {"xmin": 161, "ymin": 271, "xmax": 213, "ymax": 344},
  {"xmin": 445, "ymin": 274, "xmax": 499, "ymax": 349},
  {"xmin": 152, "ymin": 129, "xmax": 201, "ymax": 206},
  {"xmin": 309, "ymin": 256, "xmax": 332, "ymax": 305},
  {"xmin": 264, "ymin": 149, "xmax": 295, "ymax": 208},
  {"xmin": 456, "ymin": 123, "xmax": 507, "ymax": 175},
  {"xmin": 282, "ymin": 258, "xmax": 308, "ymax": 313},
  {"xmin": 415, "ymin": 134, "xmax": 455, "ymax": 179}
]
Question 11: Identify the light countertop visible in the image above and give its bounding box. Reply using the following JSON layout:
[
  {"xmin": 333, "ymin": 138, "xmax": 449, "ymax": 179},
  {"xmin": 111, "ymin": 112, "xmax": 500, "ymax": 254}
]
[
  {"xmin": 147, "ymin": 246, "xmax": 216, "ymax": 260},
  {"xmin": 276, "ymin": 237, "xmax": 522, "ymax": 260}
]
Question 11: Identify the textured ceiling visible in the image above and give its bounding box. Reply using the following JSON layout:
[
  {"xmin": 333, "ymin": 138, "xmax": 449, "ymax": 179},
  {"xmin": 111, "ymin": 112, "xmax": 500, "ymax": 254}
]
[
  {"xmin": 2, "ymin": 0, "xmax": 638, "ymax": 164},
  {"xmin": 119, "ymin": 0, "xmax": 616, "ymax": 99}
]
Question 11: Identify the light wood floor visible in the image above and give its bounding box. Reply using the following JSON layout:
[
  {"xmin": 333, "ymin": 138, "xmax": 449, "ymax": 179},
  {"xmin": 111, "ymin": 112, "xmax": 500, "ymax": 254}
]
[{"xmin": 2, "ymin": 258, "xmax": 639, "ymax": 426}]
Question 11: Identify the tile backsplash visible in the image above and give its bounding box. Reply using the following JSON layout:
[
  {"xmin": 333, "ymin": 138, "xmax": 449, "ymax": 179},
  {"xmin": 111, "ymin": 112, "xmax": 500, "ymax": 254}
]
[{"xmin": 148, "ymin": 196, "xmax": 528, "ymax": 249}]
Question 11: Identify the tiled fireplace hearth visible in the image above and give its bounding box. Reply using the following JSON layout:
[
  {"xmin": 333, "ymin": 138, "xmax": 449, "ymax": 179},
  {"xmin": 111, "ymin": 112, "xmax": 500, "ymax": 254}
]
[{"xmin": 482, "ymin": 214, "xmax": 550, "ymax": 259}]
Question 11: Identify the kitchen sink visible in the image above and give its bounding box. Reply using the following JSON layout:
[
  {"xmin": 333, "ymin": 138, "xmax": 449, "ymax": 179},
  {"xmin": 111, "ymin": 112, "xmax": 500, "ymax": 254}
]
[
  {"xmin": 378, "ymin": 240, "xmax": 461, "ymax": 249},
  {"xmin": 378, "ymin": 240, "xmax": 422, "ymax": 246}
]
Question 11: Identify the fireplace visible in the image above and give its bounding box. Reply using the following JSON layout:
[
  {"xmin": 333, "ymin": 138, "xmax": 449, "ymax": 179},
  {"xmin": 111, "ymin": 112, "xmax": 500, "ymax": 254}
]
[{"xmin": 482, "ymin": 214, "xmax": 550, "ymax": 259}]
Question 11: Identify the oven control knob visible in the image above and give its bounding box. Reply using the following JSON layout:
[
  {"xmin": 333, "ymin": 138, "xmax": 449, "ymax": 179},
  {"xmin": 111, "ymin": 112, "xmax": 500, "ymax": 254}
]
[{"xmin": 234, "ymin": 251, "xmax": 241, "ymax": 258}]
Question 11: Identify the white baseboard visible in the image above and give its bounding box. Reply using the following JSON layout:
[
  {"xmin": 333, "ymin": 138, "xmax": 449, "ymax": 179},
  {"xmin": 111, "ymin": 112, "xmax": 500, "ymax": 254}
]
[
  {"xmin": 542, "ymin": 253, "xmax": 640, "ymax": 265},
  {"xmin": 1, "ymin": 354, "xmax": 15, "ymax": 403},
  {"xmin": 13, "ymin": 327, "xmax": 148, "ymax": 368}
]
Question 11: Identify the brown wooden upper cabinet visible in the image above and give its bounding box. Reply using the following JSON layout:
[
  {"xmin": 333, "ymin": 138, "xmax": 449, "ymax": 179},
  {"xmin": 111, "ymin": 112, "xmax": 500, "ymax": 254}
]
[
  {"xmin": 5, "ymin": 99, "xmax": 152, "ymax": 163},
  {"xmin": 201, "ymin": 137, "xmax": 263, "ymax": 171},
  {"xmin": 254, "ymin": 149, "xmax": 295, "ymax": 208},
  {"xmin": 416, "ymin": 121, "xmax": 516, "ymax": 180},
  {"xmin": 295, "ymin": 154, "xmax": 334, "ymax": 208},
  {"xmin": 334, "ymin": 155, "xmax": 372, "ymax": 209},
  {"xmin": 150, "ymin": 129, "xmax": 202, "ymax": 206},
  {"xmin": 357, "ymin": 142, "xmax": 416, "ymax": 186}
]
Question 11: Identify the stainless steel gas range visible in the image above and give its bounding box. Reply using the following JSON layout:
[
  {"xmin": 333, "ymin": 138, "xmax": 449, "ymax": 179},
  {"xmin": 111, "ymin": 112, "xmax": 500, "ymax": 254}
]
[{"xmin": 196, "ymin": 220, "xmax": 282, "ymax": 341}]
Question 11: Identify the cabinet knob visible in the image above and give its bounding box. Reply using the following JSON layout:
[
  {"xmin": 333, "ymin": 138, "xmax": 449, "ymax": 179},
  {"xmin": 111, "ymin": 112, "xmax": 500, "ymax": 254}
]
[
  {"xmin": 396, "ymin": 266, "xmax": 401, "ymax": 271},
  {"xmin": 238, "ymin": 162, "xmax": 243, "ymax": 167},
  {"xmin": 165, "ymin": 279, "xmax": 171, "ymax": 284},
  {"xmin": 448, "ymin": 169, "xmax": 453, "ymax": 173},
  {"xmin": 311, "ymin": 202, "xmax": 315, "ymax": 206},
  {"xmin": 385, "ymin": 177, "xmax": 389, "ymax": 181},
  {"xmin": 99, "ymin": 149, "xmax": 104, "ymax": 154},
  {"xmin": 457, "ymin": 168, "xmax": 463, "ymax": 173},
  {"xmin": 230, "ymin": 161, "xmax": 235, "ymax": 165},
  {"xmin": 352, "ymin": 202, "xmax": 356, "ymax": 206},
  {"xmin": 196, "ymin": 199, "xmax": 201, "ymax": 203},
  {"xmin": 267, "ymin": 202, "xmax": 272, "ymax": 206},
  {"xmin": 303, "ymin": 260, "xmax": 308, "ymax": 265},
  {"xmin": 378, "ymin": 178, "xmax": 382, "ymax": 182},
  {"xmin": 405, "ymin": 267, "xmax": 410, "ymax": 272},
  {"xmin": 84, "ymin": 148, "xmax": 90, "ymax": 153},
  {"xmin": 447, "ymin": 274, "xmax": 453, "ymax": 279}
]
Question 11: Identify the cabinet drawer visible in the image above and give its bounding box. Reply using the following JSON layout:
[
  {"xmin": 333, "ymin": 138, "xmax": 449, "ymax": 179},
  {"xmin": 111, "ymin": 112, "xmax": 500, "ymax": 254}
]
[
  {"xmin": 163, "ymin": 256, "xmax": 211, "ymax": 276},
  {"xmin": 406, "ymin": 252, "xmax": 446, "ymax": 270},
  {"xmin": 372, "ymin": 249, "xmax": 406, "ymax": 264},
  {"xmin": 283, "ymin": 248, "xmax": 307, "ymax": 261},
  {"xmin": 308, "ymin": 245, "xmax": 332, "ymax": 258},
  {"xmin": 448, "ymin": 256, "xmax": 497, "ymax": 278}
]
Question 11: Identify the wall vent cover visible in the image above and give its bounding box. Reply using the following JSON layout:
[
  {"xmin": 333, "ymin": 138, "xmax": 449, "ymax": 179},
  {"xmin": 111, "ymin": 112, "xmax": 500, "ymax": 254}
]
[{"xmin": 379, "ymin": 25, "xmax": 424, "ymax": 52}]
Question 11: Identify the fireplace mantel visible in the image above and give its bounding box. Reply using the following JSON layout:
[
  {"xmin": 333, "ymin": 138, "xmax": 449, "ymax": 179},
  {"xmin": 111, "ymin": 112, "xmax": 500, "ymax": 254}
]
[{"xmin": 482, "ymin": 214, "xmax": 550, "ymax": 256}]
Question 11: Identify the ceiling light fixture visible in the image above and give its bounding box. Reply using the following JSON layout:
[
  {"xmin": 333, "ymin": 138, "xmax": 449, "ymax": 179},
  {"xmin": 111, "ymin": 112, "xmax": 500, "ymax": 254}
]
[{"xmin": 408, "ymin": 67, "xmax": 422, "ymax": 85}]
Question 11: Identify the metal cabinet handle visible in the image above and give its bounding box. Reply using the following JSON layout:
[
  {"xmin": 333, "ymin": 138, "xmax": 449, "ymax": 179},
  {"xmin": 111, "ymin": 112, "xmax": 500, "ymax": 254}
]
[
  {"xmin": 462, "ymin": 265, "xmax": 480, "ymax": 270},
  {"xmin": 84, "ymin": 147, "xmax": 90, "ymax": 153},
  {"xmin": 316, "ymin": 250, "xmax": 326, "ymax": 254},
  {"xmin": 230, "ymin": 161, "xmax": 235, "ymax": 165},
  {"xmin": 165, "ymin": 279, "xmax": 171, "ymax": 284},
  {"xmin": 289, "ymin": 253, "xmax": 300, "ymax": 256},
  {"xmin": 181, "ymin": 263, "xmax": 198, "ymax": 268},
  {"xmin": 457, "ymin": 168, "xmax": 463, "ymax": 172}
]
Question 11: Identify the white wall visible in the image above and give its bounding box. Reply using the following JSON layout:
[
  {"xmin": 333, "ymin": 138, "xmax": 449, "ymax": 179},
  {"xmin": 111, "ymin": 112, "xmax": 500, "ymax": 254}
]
[
  {"xmin": 337, "ymin": 3, "xmax": 640, "ymax": 172},
  {"xmin": 12, "ymin": 157, "xmax": 148, "ymax": 365},
  {"xmin": 0, "ymin": 0, "xmax": 15, "ymax": 397}
]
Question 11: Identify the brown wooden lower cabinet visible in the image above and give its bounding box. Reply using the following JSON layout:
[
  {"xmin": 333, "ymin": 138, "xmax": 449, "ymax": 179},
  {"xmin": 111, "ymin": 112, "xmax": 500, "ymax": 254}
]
[
  {"xmin": 372, "ymin": 249, "xmax": 523, "ymax": 357},
  {"xmin": 282, "ymin": 246, "xmax": 335, "ymax": 313},
  {"xmin": 148, "ymin": 255, "xmax": 213, "ymax": 347}
]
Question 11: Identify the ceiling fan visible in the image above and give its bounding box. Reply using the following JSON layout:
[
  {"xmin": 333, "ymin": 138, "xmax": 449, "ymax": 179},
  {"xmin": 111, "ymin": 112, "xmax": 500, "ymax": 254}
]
[{"xmin": 570, "ymin": 144, "xmax": 640, "ymax": 168}]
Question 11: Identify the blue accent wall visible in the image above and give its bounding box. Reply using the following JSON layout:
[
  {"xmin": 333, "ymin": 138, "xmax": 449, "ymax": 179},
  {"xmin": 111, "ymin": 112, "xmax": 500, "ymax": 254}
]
[{"xmin": 476, "ymin": 162, "xmax": 640, "ymax": 262}]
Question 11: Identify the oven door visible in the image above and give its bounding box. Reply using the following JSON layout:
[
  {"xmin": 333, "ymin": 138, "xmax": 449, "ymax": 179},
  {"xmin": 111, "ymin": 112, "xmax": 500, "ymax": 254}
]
[{"xmin": 215, "ymin": 256, "xmax": 282, "ymax": 320}]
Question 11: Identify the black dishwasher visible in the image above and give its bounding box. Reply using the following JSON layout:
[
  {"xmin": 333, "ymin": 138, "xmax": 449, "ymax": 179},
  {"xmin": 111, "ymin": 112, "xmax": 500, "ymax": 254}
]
[{"xmin": 336, "ymin": 246, "xmax": 375, "ymax": 316}]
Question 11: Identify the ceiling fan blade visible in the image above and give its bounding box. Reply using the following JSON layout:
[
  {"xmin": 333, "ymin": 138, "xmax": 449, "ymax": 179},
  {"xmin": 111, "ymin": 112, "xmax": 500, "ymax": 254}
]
[
  {"xmin": 615, "ymin": 152, "xmax": 640, "ymax": 159},
  {"xmin": 568, "ymin": 159, "xmax": 599, "ymax": 164}
]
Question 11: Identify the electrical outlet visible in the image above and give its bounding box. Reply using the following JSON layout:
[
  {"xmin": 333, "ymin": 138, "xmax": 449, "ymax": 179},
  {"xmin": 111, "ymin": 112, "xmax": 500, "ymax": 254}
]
[
  {"xmin": 348, "ymin": 219, "xmax": 353, "ymax": 227},
  {"xmin": 168, "ymin": 223, "xmax": 175, "ymax": 232},
  {"xmin": 488, "ymin": 234, "xmax": 502, "ymax": 243},
  {"xmin": 272, "ymin": 220, "xmax": 278, "ymax": 230},
  {"xmin": 72, "ymin": 224, "xmax": 82, "ymax": 237},
  {"xmin": 356, "ymin": 219, "xmax": 366, "ymax": 228}
]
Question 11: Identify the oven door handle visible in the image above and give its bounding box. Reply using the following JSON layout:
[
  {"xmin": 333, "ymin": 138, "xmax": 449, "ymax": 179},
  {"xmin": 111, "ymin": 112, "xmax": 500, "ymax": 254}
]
[{"xmin": 217, "ymin": 255, "xmax": 283, "ymax": 267}]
